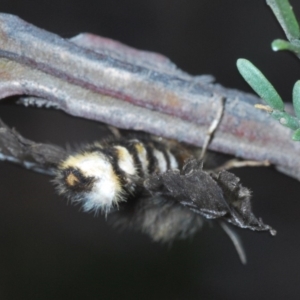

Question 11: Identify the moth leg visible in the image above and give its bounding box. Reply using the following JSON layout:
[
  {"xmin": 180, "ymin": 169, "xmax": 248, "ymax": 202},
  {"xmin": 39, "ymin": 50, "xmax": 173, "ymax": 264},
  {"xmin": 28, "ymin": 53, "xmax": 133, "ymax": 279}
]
[
  {"xmin": 107, "ymin": 125, "xmax": 122, "ymax": 139},
  {"xmin": 211, "ymin": 158, "xmax": 270, "ymax": 173},
  {"xmin": 199, "ymin": 95, "xmax": 225, "ymax": 160},
  {"xmin": 219, "ymin": 221, "xmax": 247, "ymax": 265}
]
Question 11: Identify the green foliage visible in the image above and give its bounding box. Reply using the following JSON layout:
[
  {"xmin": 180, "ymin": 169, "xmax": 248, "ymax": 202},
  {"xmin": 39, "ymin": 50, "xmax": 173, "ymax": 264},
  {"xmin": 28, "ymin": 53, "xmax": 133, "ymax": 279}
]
[
  {"xmin": 237, "ymin": 0, "xmax": 300, "ymax": 140},
  {"xmin": 271, "ymin": 110, "xmax": 300, "ymax": 130},
  {"xmin": 272, "ymin": 39, "xmax": 300, "ymax": 55},
  {"xmin": 292, "ymin": 80, "xmax": 300, "ymax": 118},
  {"xmin": 266, "ymin": 0, "xmax": 300, "ymax": 41},
  {"xmin": 292, "ymin": 128, "xmax": 300, "ymax": 141},
  {"xmin": 236, "ymin": 59, "xmax": 284, "ymax": 111}
]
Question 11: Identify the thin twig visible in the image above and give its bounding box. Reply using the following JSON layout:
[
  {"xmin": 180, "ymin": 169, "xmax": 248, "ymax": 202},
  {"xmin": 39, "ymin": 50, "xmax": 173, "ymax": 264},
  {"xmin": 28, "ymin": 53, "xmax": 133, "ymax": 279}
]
[{"xmin": 0, "ymin": 119, "xmax": 66, "ymax": 173}]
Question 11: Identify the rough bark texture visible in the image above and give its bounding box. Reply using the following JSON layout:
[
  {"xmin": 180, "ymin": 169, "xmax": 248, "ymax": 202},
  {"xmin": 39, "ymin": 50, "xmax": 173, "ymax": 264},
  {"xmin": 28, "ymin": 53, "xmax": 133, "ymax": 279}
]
[{"xmin": 0, "ymin": 13, "xmax": 299, "ymax": 181}]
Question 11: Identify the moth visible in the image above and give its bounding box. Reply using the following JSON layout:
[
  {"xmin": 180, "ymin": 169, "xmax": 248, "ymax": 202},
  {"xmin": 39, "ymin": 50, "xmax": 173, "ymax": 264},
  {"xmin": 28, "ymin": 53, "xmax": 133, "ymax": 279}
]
[{"xmin": 54, "ymin": 134, "xmax": 275, "ymax": 263}]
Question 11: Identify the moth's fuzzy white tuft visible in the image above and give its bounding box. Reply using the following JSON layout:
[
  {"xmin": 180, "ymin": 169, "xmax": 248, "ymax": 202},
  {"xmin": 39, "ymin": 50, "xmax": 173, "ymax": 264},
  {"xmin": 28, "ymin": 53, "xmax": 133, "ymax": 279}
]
[
  {"xmin": 152, "ymin": 149, "xmax": 167, "ymax": 173},
  {"xmin": 133, "ymin": 141, "xmax": 149, "ymax": 175},
  {"xmin": 57, "ymin": 151, "xmax": 124, "ymax": 214},
  {"xmin": 167, "ymin": 150, "xmax": 178, "ymax": 169},
  {"xmin": 114, "ymin": 146, "xmax": 136, "ymax": 175}
]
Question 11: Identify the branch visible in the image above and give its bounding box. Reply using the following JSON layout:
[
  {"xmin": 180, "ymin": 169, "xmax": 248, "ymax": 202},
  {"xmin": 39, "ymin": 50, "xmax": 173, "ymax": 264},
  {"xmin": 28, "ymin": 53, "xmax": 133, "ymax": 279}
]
[
  {"xmin": 0, "ymin": 14, "xmax": 300, "ymax": 180},
  {"xmin": 0, "ymin": 119, "xmax": 66, "ymax": 175}
]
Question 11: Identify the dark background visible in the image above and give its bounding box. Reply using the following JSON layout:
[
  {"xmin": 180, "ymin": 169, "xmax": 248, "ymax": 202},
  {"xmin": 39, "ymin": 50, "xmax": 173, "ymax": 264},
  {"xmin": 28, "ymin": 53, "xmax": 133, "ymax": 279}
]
[{"xmin": 1, "ymin": 0, "xmax": 300, "ymax": 299}]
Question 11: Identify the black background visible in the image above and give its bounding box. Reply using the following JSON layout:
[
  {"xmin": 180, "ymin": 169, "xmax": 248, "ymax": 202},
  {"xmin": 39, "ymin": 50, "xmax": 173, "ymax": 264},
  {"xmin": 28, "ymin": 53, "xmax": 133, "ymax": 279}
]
[{"xmin": 1, "ymin": 0, "xmax": 300, "ymax": 299}]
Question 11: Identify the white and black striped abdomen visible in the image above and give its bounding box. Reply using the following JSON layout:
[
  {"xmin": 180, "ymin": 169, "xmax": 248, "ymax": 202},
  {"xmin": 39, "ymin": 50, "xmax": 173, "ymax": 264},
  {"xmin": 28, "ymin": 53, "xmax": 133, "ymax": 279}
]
[{"xmin": 54, "ymin": 137, "xmax": 190, "ymax": 214}]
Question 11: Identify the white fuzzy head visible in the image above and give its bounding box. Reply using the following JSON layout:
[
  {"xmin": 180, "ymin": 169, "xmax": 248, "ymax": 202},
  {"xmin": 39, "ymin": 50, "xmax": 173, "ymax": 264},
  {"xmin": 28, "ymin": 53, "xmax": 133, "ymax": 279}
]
[{"xmin": 56, "ymin": 151, "xmax": 123, "ymax": 214}]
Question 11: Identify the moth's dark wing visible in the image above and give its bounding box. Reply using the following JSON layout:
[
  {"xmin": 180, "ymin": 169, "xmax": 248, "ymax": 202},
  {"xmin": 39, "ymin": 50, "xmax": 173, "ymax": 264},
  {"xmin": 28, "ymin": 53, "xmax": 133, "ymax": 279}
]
[
  {"xmin": 144, "ymin": 163, "xmax": 228, "ymax": 219},
  {"xmin": 144, "ymin": 159, "xmax": 276, "ymax": 235},
  {"xmin": 108, "ymin": 195, "xmax": 204, "ymax": 243},
  {"xmin": 213, "ymin": 170, "xmax": 276, "ymax": 235}
]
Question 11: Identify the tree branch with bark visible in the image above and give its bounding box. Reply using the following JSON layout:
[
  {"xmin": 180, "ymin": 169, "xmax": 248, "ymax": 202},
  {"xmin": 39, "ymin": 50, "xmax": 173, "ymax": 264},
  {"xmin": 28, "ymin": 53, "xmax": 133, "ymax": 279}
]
[{"xmin": 0, "ymin": 12, "xmax": 299, "ymax": 181}]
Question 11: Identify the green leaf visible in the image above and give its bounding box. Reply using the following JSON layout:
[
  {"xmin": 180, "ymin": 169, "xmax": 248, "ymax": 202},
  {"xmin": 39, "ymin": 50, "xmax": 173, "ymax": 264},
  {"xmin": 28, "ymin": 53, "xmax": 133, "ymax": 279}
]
[
  {"xmin": 271, "ymin": 110, "xmax": 300, "ymax": 130},
  {"xmin": 272, "ymin": 39, "xmax": 300, "ymax": 55},
  {"xmin": 237, "ymin": 59, "xmax": 284, "ymax": 111},
  {"xmin": 266, "ymin": 0, "xmax": 300, "ymax": 41},
  {"xmin": 292, "ymin": 128, "xmax": 300, "ymax": 141},
  {"xmin": 293, "ymin": 80, "xmax": 300, "ymax": 119}
]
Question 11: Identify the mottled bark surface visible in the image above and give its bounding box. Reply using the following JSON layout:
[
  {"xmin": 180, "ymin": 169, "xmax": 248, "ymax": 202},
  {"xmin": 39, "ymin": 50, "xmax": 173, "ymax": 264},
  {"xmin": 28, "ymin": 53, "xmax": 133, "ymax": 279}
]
[{"xmin": 0, "ymin": 14, "xmax": 299, "ymax": 181}]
